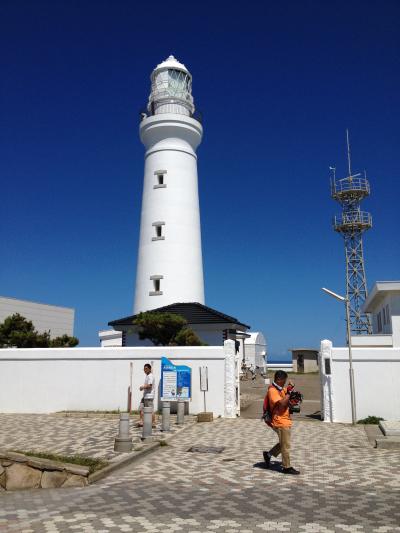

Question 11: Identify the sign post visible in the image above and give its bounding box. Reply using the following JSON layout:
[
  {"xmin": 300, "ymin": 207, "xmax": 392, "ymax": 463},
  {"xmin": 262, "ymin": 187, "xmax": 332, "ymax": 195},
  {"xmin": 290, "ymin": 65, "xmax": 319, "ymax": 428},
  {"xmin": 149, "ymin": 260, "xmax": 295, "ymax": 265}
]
[
  {"xmin": 198, "ymin": 366, "xmax": 213, "ymax": 422},
  {"xmin": 199, "ymin": 366, "xmax": 208, "ymax": 412}
]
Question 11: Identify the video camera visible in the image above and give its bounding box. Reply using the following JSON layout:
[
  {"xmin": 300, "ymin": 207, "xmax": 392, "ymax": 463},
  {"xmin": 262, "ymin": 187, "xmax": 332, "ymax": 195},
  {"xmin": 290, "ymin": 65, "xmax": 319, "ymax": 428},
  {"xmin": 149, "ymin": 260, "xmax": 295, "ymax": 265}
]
[{"xmin": 287, "ymin": 383, "xmax": 303, "ymax": 414}]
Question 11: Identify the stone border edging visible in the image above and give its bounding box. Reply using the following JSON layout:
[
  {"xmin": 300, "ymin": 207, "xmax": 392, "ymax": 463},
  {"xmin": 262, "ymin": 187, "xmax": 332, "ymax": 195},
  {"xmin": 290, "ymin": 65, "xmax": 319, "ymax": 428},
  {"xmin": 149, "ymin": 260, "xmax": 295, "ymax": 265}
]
[
  {"xmin": 88, "ymin": 420, "xmax": 197, "ymax": 484},
  {"xmin": 0, "ymin": 450, "xmax": 89, "ymax": 491},
  {"xmin": 0, "ymin": 419, "xmax": 198, "ymax": 490}
]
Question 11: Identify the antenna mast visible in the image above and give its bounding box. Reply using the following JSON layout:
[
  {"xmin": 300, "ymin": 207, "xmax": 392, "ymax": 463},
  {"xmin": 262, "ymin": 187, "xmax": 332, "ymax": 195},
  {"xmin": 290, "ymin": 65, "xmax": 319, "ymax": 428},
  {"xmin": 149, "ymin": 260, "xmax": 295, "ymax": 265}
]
[
  {"xmin": 346, "ymin": 129, "xmax": 352, "ymax": 177},
  {"xmin": 331, "ymin": 132, "xmax": 372, "ymax": 336}
]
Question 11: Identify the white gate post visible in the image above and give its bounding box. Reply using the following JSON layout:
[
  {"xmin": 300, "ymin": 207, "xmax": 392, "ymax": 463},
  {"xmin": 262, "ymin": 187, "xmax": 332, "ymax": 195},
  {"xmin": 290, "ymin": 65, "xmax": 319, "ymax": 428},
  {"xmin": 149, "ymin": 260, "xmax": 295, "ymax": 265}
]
[
  {"xmin": 224, "ymin": 340, "xmax": 237, "ymax": 418},
  {"xmin": 320, "ymin": 339, "xmax": 334, "ymax": 423}
]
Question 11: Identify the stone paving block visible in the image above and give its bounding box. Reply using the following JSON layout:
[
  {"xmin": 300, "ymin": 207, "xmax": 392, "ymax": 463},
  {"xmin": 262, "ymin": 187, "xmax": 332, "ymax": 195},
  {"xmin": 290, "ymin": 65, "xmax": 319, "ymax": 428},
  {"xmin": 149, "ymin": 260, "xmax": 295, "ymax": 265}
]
[{"xmin": 0, "ymin": 418, "xmax": 400, "ymax": 532}]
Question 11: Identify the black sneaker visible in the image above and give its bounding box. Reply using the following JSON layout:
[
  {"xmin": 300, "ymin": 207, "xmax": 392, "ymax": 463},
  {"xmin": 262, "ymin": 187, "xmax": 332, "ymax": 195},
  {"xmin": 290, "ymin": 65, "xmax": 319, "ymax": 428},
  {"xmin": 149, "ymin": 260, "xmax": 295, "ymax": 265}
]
[
  {"xmin": 282, "ymin": 467, "xmax": 300, "ymax": 475},
  {"xmin": 263, "ymin": 451, "xmax": 271, "ymax": 467}
]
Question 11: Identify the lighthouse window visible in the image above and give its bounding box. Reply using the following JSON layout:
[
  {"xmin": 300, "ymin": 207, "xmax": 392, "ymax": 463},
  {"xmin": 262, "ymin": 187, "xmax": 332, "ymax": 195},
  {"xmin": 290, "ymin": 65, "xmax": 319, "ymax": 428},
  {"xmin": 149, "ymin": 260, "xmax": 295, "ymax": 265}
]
[
  {"xmin": 149, "ymin": 275, "xmax": 163, "ymax": 296},
  {"xmin": 154, "ymin": 170, "xmax": 167, "ymax": 189},
  {"xmin": 152, "ymin": 221, "xmax": 165, "ymax": 241}
]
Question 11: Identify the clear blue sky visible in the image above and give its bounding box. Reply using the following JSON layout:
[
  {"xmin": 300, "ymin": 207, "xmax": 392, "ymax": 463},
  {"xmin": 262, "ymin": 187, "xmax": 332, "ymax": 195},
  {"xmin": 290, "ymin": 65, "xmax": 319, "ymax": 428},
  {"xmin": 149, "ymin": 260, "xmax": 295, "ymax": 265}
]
[{"xmin": 1, "ymin": 0, "xmax": 399, "ymax": 358}]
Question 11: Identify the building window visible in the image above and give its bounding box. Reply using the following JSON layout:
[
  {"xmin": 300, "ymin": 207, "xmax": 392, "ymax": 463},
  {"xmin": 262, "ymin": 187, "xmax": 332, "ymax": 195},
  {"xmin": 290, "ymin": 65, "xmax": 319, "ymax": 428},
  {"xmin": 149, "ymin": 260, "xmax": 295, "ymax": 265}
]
[
  {"xmin": 152, "ymin": 221, "xmax": 165, "ymax": 241},
  {"xmin": 149, "ymin": 275, "xmax": 163, "ymax": 296},
  {"xmin": 383, "ymin": 307, "xmax": 386, "ymax": 325},
  {"xmin": 154, "ymin": 170, "xmax": 167, "ymax": 189},
  {"xmin": 377, "ymin": 311, "xmax": 382, "ymax": 332}
]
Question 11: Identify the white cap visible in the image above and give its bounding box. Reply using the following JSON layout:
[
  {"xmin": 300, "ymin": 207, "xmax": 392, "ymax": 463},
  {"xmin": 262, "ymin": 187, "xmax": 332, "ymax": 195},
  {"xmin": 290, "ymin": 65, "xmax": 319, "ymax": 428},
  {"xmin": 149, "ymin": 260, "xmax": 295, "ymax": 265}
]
[{"xmin": 152, "ymin": 55, "xmax": 189, "ymax": 76}]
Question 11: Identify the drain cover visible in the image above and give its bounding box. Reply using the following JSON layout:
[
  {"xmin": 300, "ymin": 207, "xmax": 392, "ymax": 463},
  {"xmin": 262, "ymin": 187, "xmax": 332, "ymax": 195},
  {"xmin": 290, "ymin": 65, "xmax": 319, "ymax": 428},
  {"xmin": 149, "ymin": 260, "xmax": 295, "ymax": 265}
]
[{"xmin": 187, "ymin": 446, "xmax": 225, "ymax": 454}]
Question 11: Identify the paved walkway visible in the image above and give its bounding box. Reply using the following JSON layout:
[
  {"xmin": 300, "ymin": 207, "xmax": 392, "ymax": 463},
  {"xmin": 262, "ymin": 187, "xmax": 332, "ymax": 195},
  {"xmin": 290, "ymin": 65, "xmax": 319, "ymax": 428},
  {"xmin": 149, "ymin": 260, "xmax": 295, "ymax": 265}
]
[
  {"xmin": 0, "ymin": 414, "xmax": 192, "ymax": 461},
  {"xmin": 1, "ymin": 418, "xmax": 400, "ymax": 532}
]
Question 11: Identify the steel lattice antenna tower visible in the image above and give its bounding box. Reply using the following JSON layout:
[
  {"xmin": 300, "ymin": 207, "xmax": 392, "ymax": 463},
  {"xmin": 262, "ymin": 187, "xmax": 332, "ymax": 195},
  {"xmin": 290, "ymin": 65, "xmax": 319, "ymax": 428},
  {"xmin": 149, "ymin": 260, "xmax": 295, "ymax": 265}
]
[{"xmin": 331, "ymin": 130, "xmax": 372, "ymax": 335}]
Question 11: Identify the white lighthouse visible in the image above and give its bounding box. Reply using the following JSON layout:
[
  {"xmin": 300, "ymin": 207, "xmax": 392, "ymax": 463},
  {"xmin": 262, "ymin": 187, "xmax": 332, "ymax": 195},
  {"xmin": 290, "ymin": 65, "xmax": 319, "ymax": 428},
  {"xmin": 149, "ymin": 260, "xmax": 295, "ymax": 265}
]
[{"xmin": 133, "ymin": 56, "xmax": 205, "ymax": 313}]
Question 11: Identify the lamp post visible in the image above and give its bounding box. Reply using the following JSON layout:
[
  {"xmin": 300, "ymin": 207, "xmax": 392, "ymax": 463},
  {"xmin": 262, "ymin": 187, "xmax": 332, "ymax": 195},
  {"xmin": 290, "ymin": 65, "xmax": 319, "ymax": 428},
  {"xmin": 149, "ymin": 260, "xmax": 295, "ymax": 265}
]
[{"xmin": 322, "ymin": 287, "xmax": 357, "ymax": 425}]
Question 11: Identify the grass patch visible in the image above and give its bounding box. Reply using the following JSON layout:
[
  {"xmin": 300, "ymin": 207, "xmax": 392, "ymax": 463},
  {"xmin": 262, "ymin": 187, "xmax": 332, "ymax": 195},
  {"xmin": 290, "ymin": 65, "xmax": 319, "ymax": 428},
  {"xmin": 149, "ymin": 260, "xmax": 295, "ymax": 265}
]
[
  {"xmin": 58, "ymin": 410, "xmax": 123, "ymax": 414},
  {"xmin": 159, "ymin": 440, "xmax": 168, "ymax": 447},
  {"xmin": 357, "ymin": 416, "xmax": 384, "ymax": 425},
  {"xmin": 11, "ymin": 450, "xmax": 108, "ymax": 473},
  {"xmin": 58, "ymin": 410, "xmax": 141, "ymax": 415}
]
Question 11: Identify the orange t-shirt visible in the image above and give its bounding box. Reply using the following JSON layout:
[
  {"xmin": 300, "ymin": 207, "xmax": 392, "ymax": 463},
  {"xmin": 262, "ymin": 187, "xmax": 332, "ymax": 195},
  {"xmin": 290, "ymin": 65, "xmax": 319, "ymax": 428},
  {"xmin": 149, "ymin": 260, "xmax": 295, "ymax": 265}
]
[{"xmin": 267, "ymin": 385, "xmax": 292, "ymax": 428}]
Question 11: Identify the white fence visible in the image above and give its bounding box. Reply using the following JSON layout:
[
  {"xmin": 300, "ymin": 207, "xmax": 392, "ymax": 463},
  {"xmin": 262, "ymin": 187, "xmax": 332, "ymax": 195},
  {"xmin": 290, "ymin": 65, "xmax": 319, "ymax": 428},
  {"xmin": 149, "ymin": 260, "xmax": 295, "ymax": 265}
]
[
  {"xmin": 0, "ymin": 342, "xmax": 239, "ymax": 417},
  {"xmin": 320, "ymin": 339, "xmax": 400, "ymax": 423}
]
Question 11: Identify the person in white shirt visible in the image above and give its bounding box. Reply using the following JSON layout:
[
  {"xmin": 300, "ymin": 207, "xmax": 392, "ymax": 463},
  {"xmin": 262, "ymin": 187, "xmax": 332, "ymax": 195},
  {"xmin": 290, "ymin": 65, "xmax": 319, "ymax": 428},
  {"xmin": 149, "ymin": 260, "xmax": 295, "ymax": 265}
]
[{"xmin": 138, "ymin": 363, "xmax": 156, "ymax": 427}]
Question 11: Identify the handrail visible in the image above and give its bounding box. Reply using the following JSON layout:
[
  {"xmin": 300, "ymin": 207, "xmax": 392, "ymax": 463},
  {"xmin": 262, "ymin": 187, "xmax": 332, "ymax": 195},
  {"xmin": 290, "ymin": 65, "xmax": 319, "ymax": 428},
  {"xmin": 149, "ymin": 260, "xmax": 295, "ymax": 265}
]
[
  {"xmin": 139, "ymin": 105, "xmax": 202, "ymax": 124},
  {"xmin": 333, "ymin": 211, "xmax": 372, "ymax": 228},
  {"xmin": 332, "ymin": 176, "xmax": 370, "ymax": 195}
]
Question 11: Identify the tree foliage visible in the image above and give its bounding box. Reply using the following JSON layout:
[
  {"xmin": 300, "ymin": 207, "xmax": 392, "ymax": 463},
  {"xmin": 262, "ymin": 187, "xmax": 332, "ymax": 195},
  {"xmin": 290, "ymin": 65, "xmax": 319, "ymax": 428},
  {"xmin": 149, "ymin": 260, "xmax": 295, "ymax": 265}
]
[
  {"xmin": 133, "ymin": 312, "xmax": 206, "ymax": 346},
  {"xmin": 49, "ymin": 334, "xmax": 79, "ymax": 347},
  {"xmin": 173, "ymin": 327, "xmax": 205, "ymax": 346},
  {"xmin": 0, "ymin": 314, "xmax": 79, "ymax": 348}
]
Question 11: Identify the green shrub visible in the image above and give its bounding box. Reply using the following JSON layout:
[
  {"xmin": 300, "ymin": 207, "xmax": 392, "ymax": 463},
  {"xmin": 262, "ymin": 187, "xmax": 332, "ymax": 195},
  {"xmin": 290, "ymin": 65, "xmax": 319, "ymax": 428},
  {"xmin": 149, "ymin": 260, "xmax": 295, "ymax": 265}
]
[{"xmin": 357, "ymin": 416, "xmax": 384, "ymax": 425}]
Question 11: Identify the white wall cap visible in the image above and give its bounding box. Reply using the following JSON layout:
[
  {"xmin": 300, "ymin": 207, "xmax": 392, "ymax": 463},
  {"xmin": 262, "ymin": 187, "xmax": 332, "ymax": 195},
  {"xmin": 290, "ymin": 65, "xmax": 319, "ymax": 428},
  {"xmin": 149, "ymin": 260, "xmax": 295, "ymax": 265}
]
[
  {"xmin": 0, "ymin": 295, "xmax": 74, "ymax": 312},
  {"xmin": 98, "ymin": 329, "xmax": 122, "ymax": 340},
  {"xmin": 363, "ymin": 281, "xmax": 400, "ymax": 312},
  {"xmin": 350, "ymin": 334, "xmax": 393, "ymax": 347},
  {"xmin": 329, "ymin": 346, "xmax": 400, "ymax": 360},
  {"xmin": 244, "ymin": 331, "xmax": 267, "ymax": 345},
  {"xmin": 0, "ymin": 346, "xmax": 225, "ymax": 360}
]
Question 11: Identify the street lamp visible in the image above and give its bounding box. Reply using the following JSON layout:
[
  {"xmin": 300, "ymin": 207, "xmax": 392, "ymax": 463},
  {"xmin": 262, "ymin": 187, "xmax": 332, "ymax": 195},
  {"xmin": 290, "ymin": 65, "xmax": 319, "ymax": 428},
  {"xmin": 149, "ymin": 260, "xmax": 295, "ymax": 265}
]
[{"xmin": 321, "ymin": 287, "xmax": 357, "ymax": 425}]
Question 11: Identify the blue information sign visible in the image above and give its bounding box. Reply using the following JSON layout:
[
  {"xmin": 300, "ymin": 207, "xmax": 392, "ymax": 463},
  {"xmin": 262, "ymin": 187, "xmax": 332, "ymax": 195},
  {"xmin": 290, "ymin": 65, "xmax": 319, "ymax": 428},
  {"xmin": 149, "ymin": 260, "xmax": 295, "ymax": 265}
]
[{"xmin": 161, "ymin": 357, "xmax": 191, "ymax": 401}]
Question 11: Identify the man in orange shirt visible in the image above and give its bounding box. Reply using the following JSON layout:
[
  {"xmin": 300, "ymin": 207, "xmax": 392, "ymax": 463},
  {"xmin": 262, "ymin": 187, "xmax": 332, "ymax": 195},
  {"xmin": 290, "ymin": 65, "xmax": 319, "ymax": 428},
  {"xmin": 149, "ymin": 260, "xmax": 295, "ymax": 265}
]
[{"xmin": 263, "ymin": 370, "xmax": 300, "ymax": 475}]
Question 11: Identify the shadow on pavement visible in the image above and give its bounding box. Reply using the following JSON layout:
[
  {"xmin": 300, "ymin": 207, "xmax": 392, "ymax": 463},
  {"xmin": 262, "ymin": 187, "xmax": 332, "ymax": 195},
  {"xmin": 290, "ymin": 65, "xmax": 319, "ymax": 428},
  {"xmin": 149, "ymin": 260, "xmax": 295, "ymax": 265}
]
[
  {"xmin": 253, "ymin": 460, "xmax": 282, "ymax": 473},
  {"xmin": 305, "ymin": 411, "xmax": 322, "ymax": 421}
]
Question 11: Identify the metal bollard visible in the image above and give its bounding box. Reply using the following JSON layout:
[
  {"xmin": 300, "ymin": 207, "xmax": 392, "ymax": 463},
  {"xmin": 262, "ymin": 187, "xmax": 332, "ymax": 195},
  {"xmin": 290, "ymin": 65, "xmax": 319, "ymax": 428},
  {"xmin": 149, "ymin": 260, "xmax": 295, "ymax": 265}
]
[
  {"xmin": 177, "ymin": 399, "xmax": 185, "ymax": 425},
  {"xmin": 114, "ymin": 413, "xmax": 133, "ymax": 452},
  {"xmin": 142, "ymin": 406, "xmax": 153, "ymax": 439},
  {"xmin": 162, "ymin": 401, "xmax": 171, "ymax": 432}
]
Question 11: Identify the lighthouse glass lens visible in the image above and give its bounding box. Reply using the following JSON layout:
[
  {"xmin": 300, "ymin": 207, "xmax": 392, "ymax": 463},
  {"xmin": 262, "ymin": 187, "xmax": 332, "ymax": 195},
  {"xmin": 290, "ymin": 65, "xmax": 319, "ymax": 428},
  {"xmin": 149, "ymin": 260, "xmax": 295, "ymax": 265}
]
[{"xmin": 168, "ymin": 69, "xmax": 190, "ymax": 99}]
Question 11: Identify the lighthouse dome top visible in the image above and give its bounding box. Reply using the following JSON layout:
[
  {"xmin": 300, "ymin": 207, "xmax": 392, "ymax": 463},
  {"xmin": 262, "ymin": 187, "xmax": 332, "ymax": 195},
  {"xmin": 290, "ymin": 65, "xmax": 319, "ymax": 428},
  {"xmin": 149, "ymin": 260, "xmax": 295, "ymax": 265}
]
[
  {"xmin": 147, "ymin": 55, "xmax": 195, "ymax": 117},
  {"xmin": 152, "ymin": 55, "xmax": 190, "ymax": 76}
]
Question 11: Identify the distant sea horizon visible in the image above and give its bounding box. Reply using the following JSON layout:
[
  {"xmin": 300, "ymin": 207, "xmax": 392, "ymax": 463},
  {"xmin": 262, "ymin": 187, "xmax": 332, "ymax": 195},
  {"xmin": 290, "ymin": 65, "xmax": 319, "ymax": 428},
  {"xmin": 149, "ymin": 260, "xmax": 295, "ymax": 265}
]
[{"xmin": 267, "ymin": 357, "xmax": 291, "ymax": 364}]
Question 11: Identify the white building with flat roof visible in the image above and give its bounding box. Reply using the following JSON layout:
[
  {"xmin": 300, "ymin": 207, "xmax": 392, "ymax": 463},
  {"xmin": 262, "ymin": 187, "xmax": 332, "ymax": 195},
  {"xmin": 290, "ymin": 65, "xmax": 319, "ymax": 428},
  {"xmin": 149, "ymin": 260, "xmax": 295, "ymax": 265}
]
[
  {"xmin": 0, "ymin": 296, "xmax": 75, "ymax": 339},
  {"xmin": 320, "ymin": 281, "xmax": 400, "ymax": 423},
  {"xmin": 361, "ymin": 281, "xmax": 400, "ymax": 347}
]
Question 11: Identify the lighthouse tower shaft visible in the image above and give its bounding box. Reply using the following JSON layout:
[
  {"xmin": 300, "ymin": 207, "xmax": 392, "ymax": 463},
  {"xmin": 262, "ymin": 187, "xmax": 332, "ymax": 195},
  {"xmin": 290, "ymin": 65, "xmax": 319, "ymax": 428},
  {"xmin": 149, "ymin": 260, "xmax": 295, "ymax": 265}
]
[
  {"xmin": 331, "ymin": 132, "xmax": 372, "ymax": 335},
  {"xmin": 133, "ymin": 56, "xmax": 204, "ymax": 313}
]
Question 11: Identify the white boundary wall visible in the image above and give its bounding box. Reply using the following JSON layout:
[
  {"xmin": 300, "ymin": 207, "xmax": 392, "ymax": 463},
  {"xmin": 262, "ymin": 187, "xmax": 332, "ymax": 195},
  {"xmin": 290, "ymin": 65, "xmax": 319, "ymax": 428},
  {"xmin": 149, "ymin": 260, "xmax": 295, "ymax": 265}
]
[
  {"xmin": 320, "ymin": 339, "xmax": 400, "ymax": 423},
  {"xmin": 0, "ymin": 342, "xmax": 239, "ymax": 417}
]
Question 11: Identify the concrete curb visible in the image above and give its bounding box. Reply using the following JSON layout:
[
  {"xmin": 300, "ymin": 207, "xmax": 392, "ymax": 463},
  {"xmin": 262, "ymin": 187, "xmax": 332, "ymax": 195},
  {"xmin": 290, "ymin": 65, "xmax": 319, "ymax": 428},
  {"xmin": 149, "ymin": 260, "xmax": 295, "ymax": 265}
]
[
  {"xmin": 88, "ymin": 420, "xmax": 197, "ymax": 484},
  {"xmin": 363, "ymin": 424, "xmax": 382, "ymax": 447},
  {"xmin": 375, "ymin": 436, "xmax": 400, "ymax": 450}
]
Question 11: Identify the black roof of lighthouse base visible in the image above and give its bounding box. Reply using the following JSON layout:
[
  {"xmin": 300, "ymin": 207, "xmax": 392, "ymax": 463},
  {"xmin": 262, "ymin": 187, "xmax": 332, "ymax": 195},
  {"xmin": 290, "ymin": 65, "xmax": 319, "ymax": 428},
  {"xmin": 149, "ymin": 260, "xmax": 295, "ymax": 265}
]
[{"xmin": 109, "ymin": 302, "xmax": 250, "ymax": 330}]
